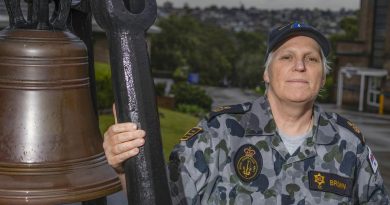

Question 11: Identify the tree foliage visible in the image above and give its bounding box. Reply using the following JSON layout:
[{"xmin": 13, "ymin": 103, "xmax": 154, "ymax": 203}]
[
  {"xmin": 320, "ymin": 16, "xmax": 359, "ymax": 103},
  {"xmin": 233, "ymin": 31, "xmax": 266, "ymax": 87},
  {"xmin": 329, "ymin": 16, "xmax": 358, "ymax": 46},
  {"xmin": 151, "ymin": 15, "xmax": 266, "ymax": 87}
]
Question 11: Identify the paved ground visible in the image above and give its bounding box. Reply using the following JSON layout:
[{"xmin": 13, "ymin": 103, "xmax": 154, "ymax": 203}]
[
  {"xmin": 70, "ymin": 86, "xmax": 390, "ymax": 204},
  {"xmin": 203, "ymin": 86, "xmax": 261, "ymax": 109}
]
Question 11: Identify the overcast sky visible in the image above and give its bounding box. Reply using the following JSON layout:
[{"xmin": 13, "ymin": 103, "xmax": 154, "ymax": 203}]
[{"xmin": 156, "ymin": 0, "xmax": 361, "ymax": 10}]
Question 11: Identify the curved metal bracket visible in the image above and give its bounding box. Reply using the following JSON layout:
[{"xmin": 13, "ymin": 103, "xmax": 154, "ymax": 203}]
[
  {"xmin": 50, "ymin": 0, "xmax": 72, "ymax": 30},
  {"xmin": 92, "ymin": 0, "xmax": 157, "ymax": 34},
  {"xmin": 4, "ymin": 0, "xmax": 27, "ymax": 28},
  {"xmin": 5, "ymin": 0, "xmax": 71, "ymax": 30}
]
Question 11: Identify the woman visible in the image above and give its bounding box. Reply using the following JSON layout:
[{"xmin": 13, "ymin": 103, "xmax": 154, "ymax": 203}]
[{"xmin": 103, "ymin": 22, "xmax": 389, "ymax": 204}]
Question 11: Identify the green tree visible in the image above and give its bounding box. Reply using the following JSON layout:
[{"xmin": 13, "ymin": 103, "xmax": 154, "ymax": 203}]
[
  {"xmin": 339, "ymin": 16, "xmax": 358, "ymax": 39},
  {"xmin": 233, "ymin": 31, "xmax": 267, "ymax": 87},
  {"xmin": 151, "ymin": 15, "xmax": 267, "ymax": 88},
  {"xmin": 329, "ymin": 16, "xmax": 359, "ymax": 46},
  {"xmin": 322, "ymin": 16, "xmax": 358, "ymax": 103},
  {"xmin": 151, "ymin": 15, "xmax": 235, "ymax": 85}
]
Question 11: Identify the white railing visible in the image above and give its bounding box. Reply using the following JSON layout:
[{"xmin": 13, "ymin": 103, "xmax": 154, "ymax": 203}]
[{"xmin": 337, "ymin": 66, "xmax": 388, "ymax": 112}]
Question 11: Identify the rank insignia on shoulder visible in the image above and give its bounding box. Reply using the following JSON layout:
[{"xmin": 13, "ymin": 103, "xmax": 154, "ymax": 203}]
[
  {"xmin": 180, "ymin": 127, "xmax": 203, "ymax": 141},
  {"xmin": 207, "ymin": 102, "xmax": 252, "ymax": 122},
  {"xmin": 308, "ymin": 171, "xmax": 353, "ymax": 197},
  {"xmin": 212, "ymin": 106, "xmax": 232, "ymax": 113},
  {"xmin": 367, "ymin": 146, "xmax": 378, "ymax": 173},
  {"xmin": 234, "ymin": 144, "xmax": 262, "ymax": 183},
  {"xmin": 336, "ymin": 114, "xmax": 365, "ymax": 144}
]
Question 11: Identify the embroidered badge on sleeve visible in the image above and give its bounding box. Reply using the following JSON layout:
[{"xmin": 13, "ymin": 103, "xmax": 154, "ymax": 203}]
[{"xmin": 367, "ymin": 146, "xmax": 378, "ymax": 173}]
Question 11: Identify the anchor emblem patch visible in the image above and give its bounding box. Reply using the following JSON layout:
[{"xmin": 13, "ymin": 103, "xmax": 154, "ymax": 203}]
[{"xmin": 234, "ymin": 144, "xmax": 262, "ymax": 182}]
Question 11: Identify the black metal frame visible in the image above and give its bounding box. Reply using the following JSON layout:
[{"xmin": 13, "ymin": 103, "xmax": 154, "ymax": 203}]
[{"xmin": 92, "ymin": 0, "xmax": 172, "ymax": 204}]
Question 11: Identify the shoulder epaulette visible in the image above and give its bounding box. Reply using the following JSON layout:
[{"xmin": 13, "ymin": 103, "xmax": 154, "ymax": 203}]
[
  {"xmin": 207, "ymin": 102, "xmax": 252, "ymax": 122},
  {"xmin": 335, "ymin": 114, "xmax": 365, "ymax": 145},
  {"xmin": 180, "ymin": 127, "xmax": 203, "ymax": 141}
]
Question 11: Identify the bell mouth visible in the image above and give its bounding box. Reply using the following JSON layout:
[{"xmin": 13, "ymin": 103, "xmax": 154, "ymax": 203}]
[{"xmin": 0, "ymin": 153, "xmax": 121, "ymax": 204}]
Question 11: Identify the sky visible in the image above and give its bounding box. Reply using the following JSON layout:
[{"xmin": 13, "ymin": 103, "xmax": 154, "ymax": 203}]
[{"xmin": 156, "ymin": 0, "xmax": 361, "ymax": 10}]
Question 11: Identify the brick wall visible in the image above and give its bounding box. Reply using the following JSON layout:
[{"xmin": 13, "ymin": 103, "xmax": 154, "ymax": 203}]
[{"xmin": 335, "ymin": 0, "xmax": 390, "ymax": 112}]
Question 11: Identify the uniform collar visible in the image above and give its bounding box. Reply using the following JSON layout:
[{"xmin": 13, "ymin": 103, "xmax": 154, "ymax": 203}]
[
  {"xmin": 312, "ymin": 105, "xmax": 338, "ymax": 145},
  {"xmin": 243, "ymin": 96, "xmax": 276, "ymax": 136},
  {"xmin": 243, "ymin": 96, "xmax": 338, "ymax": 145}
]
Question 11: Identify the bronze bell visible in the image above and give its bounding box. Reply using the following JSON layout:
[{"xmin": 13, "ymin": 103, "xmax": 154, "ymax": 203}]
[{"xmin": 0, "ymin": 1, "xmax": 120, "ymax": 204}]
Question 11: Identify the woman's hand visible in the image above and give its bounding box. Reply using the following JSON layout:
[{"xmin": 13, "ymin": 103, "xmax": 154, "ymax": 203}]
[{"xmin": 103, "ymin": 105, "xmax": 146, "ymax": 174}]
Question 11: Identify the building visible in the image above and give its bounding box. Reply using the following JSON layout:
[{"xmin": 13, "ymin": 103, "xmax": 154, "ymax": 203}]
[{"xmin": 335, "ymin": 0, "xmax": 390, "ymax": 112}]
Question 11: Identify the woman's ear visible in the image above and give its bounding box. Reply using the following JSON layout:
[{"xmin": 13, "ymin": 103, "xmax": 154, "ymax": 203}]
[
  {"xmin": 263, "ymin": 71, "xmax": 270, "ymax": 83},
  {"xmin": 321, "ymin": 75, "xmax": 326, "ymax": 88}
]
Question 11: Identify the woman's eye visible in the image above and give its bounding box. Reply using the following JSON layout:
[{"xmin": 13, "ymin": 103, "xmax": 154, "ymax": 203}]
[
  {"xmin": 306, "ymin": 56, "xmax": 319, "ymax": 63},
  {"xmin": 280, "ymin": 55, "xmax": 291, "ymax": 60}
]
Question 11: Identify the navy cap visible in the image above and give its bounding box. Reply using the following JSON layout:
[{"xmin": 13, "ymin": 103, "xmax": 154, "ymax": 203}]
[{"xmin": 265, "ymin": 22, "xmax": 331, "ymax": 60}]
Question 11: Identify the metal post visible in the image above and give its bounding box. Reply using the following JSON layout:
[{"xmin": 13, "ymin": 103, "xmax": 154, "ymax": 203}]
[
  {"xmin": 91, "ymin": 0, "xmax": 172, "ymax": 205},
  {"xmin": 359, "ymin": 74, "xmax": 365, "ymax": 112},
  {"xmin": 36, "ymin": 0, "xmax": 49, "ymax": 29},
  {"xmin": 67, "ymin": 0, "xmax": 99, "ymax": 116},
  {"xmin": 337, "ymin": 69, "xmax": 344, "ymax": 107},
  {"xmin": 379, "ymin": 94, "xmax": 385, "ymax": 115}
]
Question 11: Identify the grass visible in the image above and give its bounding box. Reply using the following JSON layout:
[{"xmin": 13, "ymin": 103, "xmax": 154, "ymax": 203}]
[
  {"xmin": 158, "ymin": 108, "xmax": 199, "ymax": 160},
  {"xmin": 95, "ymin": 62, "xmax": 111, "ymax": 77},
  {"xmin": 99, "ymin": 108, "xmax": 199, "ymax": 161},
  {"xmin": 99, "ymin": 114, "xmax": 116, "ymax": 134}
]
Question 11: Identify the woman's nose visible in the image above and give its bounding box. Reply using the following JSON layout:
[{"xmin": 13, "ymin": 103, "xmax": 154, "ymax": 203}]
[{"xmin": 294, "ymin": 59, "xmax": 305, "ymax": 71}]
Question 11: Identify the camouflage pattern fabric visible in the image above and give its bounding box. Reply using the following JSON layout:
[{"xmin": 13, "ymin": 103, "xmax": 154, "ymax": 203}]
[{"xmin": 168, "ymin": 96, "xmax": 389, "ymax": 205}]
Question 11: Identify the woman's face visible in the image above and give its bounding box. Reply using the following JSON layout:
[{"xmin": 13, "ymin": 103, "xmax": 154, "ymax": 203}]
[{"xmin": 264, "ymin": 36, "xmax": 325, "ymax": 104}]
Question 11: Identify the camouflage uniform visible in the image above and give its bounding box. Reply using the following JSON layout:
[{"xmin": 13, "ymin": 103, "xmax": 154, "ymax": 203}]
[{"xmin": 168, "ymin": 96, "xmax": 389, "ymax": 205}]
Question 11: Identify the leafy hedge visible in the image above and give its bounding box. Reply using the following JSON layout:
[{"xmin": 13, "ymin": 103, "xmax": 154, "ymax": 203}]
[
  {"xmin": 171, "ymin": 82, "xmax": 212, "ymax": 111},
  {"xmin": 176, "ymin": 104, "xmax": 207, "ymax": 118},
  {"xmin": 94, "ymin": 63, "xmax": 213, "ymax": 116},
  {"xmin": 95, "ymin": 62, "xmax": 114, "ymax": 110},
  {"xmin": 317, "ymin": 75, "xmax": 334, "ymax": 103}
]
